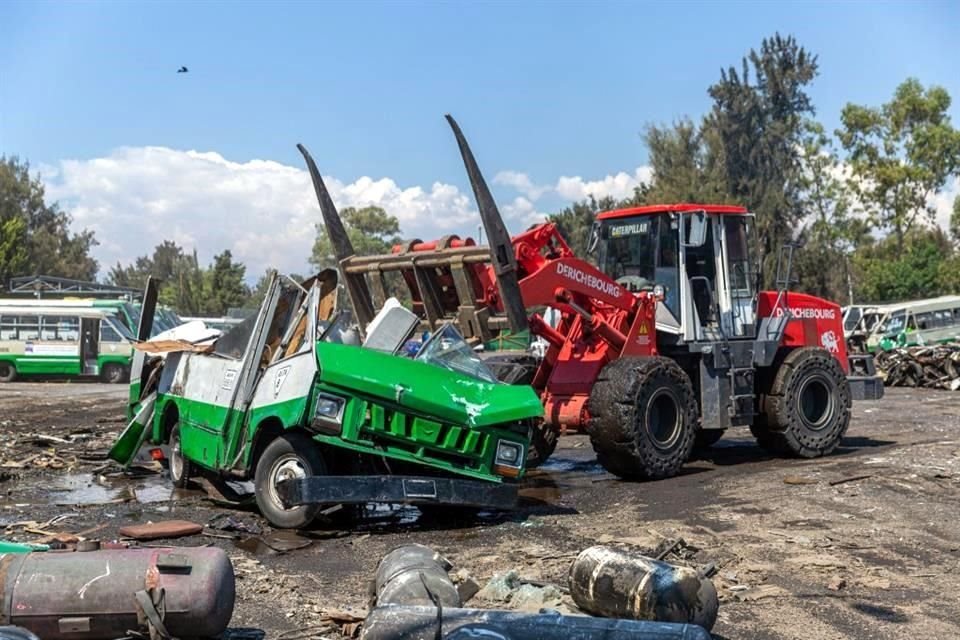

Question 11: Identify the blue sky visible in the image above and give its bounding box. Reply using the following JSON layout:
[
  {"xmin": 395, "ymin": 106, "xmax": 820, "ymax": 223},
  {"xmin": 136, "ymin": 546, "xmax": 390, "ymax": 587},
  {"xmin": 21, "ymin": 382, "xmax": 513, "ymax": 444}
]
[{"xmin": 1, "ymin": 0, "xmax": 958, "ymax": 277}]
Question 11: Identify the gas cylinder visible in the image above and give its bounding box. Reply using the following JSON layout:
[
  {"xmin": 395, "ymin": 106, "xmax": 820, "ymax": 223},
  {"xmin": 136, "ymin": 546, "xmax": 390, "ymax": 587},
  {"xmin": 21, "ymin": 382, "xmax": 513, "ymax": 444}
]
[
  {"xmin": 373, "ymin": 544, "xmax": 461, "ymax": 608},
  {"xmin": 0, "ymin": 547, "xmax": 235, "ymax": 640},
  {"xmin": 568, "ymin": 546, "xmax": 718, "ymax": 631}
]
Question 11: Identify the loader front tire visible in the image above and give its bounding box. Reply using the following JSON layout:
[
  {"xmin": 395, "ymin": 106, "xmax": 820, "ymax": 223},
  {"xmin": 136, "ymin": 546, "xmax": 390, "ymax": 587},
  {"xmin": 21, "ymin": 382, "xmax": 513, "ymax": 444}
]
[
  {"xmin": 587, "ymin": 357, "xmax": 697, "ymax": 480},
  {"xmin": 755, "ymin": 347, "xmax": 851, "ymax": 458},
  {"xmin": 255, "ymin": 432, "xmax": 325, "ymax": 529}
]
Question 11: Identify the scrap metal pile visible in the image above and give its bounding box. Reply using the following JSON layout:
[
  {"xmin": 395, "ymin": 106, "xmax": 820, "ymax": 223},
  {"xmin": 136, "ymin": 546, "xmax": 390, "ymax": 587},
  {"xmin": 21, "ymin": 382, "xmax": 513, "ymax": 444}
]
[{"xmin": 874, "ymin": 344, "xmax": 960, "ymax": 390}]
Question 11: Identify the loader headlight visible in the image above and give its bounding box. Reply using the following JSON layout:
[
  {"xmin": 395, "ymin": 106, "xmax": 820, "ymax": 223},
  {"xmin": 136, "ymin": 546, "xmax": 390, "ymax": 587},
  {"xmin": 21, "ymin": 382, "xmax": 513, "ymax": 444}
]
[{"xmin": 311, "ymin": 393, "xmax": 345, "ymax": 435}]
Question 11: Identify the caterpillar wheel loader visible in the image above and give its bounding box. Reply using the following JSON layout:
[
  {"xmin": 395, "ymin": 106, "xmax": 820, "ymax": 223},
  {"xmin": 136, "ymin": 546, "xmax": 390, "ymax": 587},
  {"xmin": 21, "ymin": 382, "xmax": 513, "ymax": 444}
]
[{"xmin": 300, "ymin": 116, "xmax": 884, "ymax": 480}]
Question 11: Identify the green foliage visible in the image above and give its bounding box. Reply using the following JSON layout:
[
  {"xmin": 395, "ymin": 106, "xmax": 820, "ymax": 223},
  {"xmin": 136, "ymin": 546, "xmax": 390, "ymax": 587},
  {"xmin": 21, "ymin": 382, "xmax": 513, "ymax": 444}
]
[
  {"xmin": 547, "ymin": 195, "xmax": 621, "ymax": 259},
  {"xmin": 112, "ymin": 241, "xmax": 250, "ymax": 316},
  {"xmin": 310, "ymin": 206, "xmax": 401, "ymax": 269},
  {"xmin": 642, "ymin": 118, "xmax": 726, "ymax": 204},
  {"xmin": 838, "ymin": 79, "xmax": 960, "ymax": 256},
  {"xmin": 853, "ymin": 229, "xmax": 954, "ymax": 302},
  {"xmin": 951, "ymin": 195, "xmax": 960, "ymax": 245},
  {"xmin": 203, "ymin": 250, "xmax": 249, "ymax": 315},
  {"xmin": 0, "ymin": 156, "xmax": 98, "ymax": 287},
  {"xmin": 706, "ymin": 34, "xmax": 820, "ymax": 285}
]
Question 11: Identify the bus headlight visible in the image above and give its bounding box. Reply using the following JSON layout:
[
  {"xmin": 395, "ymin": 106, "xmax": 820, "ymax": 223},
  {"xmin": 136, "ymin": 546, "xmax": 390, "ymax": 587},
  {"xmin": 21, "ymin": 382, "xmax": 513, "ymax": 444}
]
[
  {"xmin": 494, "ymin": 440, "xmax": 524, "ymax": 477},
  {"xmin": 311, "ymin": 393, "xmax": 345, "ymax": 435}
]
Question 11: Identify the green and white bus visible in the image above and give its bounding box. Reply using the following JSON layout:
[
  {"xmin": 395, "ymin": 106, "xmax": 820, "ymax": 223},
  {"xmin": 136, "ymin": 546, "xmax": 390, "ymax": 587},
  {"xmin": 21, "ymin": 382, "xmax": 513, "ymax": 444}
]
[
  {"xmin": 0, "ymin": 303, "xmax": 134, "ymax": 383},
  {"xmin": 867, "ymin": 295, "xmax": 960, "ymax": 351}
]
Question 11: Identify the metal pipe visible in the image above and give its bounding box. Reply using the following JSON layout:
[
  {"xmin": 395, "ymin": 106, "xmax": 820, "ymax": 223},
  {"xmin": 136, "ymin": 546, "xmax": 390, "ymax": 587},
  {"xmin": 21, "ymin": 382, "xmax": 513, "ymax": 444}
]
[{"xmin": 361, "ymin": 606, "xmax": 711, "ymax": 640}]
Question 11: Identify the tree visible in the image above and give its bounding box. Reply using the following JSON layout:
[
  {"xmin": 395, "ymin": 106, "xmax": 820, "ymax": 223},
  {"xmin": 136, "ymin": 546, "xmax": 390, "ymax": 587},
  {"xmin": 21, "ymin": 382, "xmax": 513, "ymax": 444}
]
[
  {"xmin": 951, "ymin": 195, "xmax": 960, "ymax": 245},
  {"xmin": 792, "ymin": 121, "xmax": 869, "ymax": 303},
  {"xmin": 202, "ymin": 250, "xmax": 249, "ymax": 315},
  {"xmin": 309, "ymin": 206, "xmax": 401, "ymax": 269},
  {"xmin": 108, "ymin": 240, "xmax": 185, "ymax": 289},
  {"xmin": 706, "ymin": 33, "xmax": 820, "ymax": 286},
  {"xmin": 0, "ymin": 156, "xmax": 98, "ymax": 286},
  {"xmin": 838, "ymin": 79, "xmax": 960, "ymax": 257},
  {"xmin": 641, "ymin": 118, "xmax": 726, "ymax": 204},
  {"xmin": 157, "ymin": 249, "xmax": 206, "ymax": 316},
  {"xmin": 548, "ymin": 195, "xmax": 622, "ymax": 259},
  {"xmin": 853, "ymin": 228, "xmax": 952, "ymax": 302}
]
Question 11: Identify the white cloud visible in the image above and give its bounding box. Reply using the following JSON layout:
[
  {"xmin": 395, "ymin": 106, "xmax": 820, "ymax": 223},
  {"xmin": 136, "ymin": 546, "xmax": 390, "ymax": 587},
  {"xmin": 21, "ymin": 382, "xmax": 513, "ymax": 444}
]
[
  {"xmin": 554, "ymin": 167, "xmax": 653, "ymax": 202},
  {"xmin": 932, "ymin": 176, "xmax": 959, "ymax": 231},
  {"xmin": 493, "ymin": 171, "xmax": 550, "ymax": 201},
  {"xmin": 43, "ymin": 146, "xmax": 478, "ymax": 280},
  {"xmin": 40, "ymin": 146, "xmax": 659, "ymax": 283}
]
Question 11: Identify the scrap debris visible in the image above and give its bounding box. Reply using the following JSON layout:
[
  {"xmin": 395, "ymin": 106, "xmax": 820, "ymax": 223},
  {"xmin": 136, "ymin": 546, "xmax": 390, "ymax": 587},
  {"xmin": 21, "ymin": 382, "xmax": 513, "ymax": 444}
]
[{"xmin": 875, "ymin": 344, "xmax": 960, "ymax": 390}]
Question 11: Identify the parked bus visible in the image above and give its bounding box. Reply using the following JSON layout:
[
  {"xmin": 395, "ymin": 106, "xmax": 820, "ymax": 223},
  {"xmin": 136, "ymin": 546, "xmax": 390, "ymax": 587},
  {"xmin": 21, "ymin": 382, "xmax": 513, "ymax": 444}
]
[
  {"xmin": 0, "ymin": 299, "xmax": 181, "ymax": 337},
  {"xmin": 867, "ymin": 295, "xmax": 960, "ymax": 351},
  {"xmin": 0, "ymin": 304, "xmax": 134, "ymax": 383},
  {"xmin": 843, "ymin": 304, "xmax": 894, "ymax": 352}
]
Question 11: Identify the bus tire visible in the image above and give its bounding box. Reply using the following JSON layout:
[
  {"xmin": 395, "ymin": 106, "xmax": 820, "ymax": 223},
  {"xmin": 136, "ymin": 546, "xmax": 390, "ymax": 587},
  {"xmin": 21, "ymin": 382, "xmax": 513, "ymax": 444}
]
[
  {"xmin": 101, "ymin": 362, "xmax": 126, "ymax": 384},
  {"xmin": 254, "ymin": 432, "xmax": 325, "ymax": 529},
  {"xmin": 169, "ymin": 424, "xmax": 193, "ymax": 488},
  {"xmin": 0, "ymin": 362, "xmax": 16, "ymax": 383}
]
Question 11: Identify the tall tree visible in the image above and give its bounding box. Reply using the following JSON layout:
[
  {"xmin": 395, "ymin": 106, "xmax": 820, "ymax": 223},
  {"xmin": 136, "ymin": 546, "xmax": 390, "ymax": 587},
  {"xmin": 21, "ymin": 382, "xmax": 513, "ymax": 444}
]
[
  {"xmin": 548, "ymin": 195, "xmax": 622, "ymax": 259},
  {"xmin": 157, "ymin": 249, "xmax": 206, "ymax": 316},
  {"xmin": 641, "ymin": 118, "xmax": 726, "ymax": 204},
  {"xmin": 309, "ymin": 206, "xmax": 401, "ymax": 269},
  {"xmin": 203, "ymin": 250, "xmax": 249, "ymax": 315},
  {"xmin": 838, "ymin": 79, "xmax": 960, "ymax": 257},
  {"xmin": 951, "ymin": 195, "xmax": 960, "ymax": 245},
  {"xmin": 108, "ymin": 240, "xmax": 185, "ymax": 289},
  {"xmin": 793, "ymin": 121, "xmax": 870, "ymax": 303},
  {"xmin": 706, "ymin": 33, "xmax": 819, "ymax": 285},
  {"xmin": 0, "ymin": 156, "xmax": 98, "ymax": 286}
]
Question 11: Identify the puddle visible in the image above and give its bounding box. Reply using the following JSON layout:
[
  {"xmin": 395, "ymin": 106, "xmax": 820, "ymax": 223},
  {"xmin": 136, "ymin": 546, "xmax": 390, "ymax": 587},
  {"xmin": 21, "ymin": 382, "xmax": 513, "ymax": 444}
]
[
  {"xmin": 234, "ymin": 530, "xmax": 313, "ymax": 555},
  {"xmin": 538, "ymin": 457, "xmax": 606, "ymax": 475},
  {"xmin": 38, "ymin": 472, "xmax": 187, "ymax": 506}
]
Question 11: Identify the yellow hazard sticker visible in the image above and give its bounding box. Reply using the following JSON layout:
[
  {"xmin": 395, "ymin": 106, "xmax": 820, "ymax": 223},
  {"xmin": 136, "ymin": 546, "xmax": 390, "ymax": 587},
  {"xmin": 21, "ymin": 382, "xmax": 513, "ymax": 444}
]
[{"xmin": 638, "ymin": 323, "xmax": 648, "ymax": 335}]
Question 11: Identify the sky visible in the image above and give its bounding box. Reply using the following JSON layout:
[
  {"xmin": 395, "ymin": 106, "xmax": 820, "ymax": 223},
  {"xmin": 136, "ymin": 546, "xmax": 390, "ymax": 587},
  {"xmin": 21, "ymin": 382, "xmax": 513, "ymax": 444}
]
[{"xmin": 1, "ymin": 0, "xmax": 958, "ymax": 281}]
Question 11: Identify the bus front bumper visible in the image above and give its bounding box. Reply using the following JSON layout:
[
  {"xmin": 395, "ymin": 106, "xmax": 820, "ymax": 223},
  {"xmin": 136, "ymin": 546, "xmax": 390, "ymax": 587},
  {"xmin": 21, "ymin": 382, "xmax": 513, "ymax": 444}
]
[{"xmin": 276, "ymin": 475, "xmax": 518, "ymax": 510}]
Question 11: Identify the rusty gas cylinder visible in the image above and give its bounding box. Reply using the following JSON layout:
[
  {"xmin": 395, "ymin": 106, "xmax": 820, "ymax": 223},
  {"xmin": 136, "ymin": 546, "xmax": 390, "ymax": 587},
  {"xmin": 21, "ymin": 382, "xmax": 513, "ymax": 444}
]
[
  {"xmin": 568, "ymin": 546, "xmax": 718, "ymax": 631},
  {"xmin": 373, "ymin": 544, "xmax": 461, "ymax": 608},
  {"xmin": 0, "ymin": 547, "xmax": 235, "ymax": 640}
]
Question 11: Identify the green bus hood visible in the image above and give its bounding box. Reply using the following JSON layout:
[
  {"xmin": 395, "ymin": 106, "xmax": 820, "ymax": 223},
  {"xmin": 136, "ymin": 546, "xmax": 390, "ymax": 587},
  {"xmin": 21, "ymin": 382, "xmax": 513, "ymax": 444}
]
[{"xmin": 315, "ymin": 342, "xmax": 544, "ymax": 428}]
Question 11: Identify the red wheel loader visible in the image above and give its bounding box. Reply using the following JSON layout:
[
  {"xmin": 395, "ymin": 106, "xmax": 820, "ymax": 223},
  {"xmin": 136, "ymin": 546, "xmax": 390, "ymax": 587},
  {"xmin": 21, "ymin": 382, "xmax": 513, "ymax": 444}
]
[{"xmin": 299, "ymin": 116, "xmax": 884, "ymax": 480}]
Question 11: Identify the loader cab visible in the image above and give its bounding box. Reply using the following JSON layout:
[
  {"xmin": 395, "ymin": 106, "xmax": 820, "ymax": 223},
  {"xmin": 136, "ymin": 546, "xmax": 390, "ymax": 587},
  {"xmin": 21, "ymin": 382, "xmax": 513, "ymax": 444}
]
[{"xmin": 594, "ymin": 204, "xmax": 756, "ymax": 343}]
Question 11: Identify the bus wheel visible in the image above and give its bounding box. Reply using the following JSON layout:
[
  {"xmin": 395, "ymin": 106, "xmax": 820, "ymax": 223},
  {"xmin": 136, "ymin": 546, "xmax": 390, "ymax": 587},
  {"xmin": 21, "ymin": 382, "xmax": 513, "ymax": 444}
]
[
  {"xmin": 101, "ymin": 363, "xmax": 126, "ymax": 384},
  {"xmin": 254, "ymin": 432, "xmax": 325, "ymax": 529},
  {"xmin": 169, "ymin": 425, "xmax": 193, "ymax": 488},
  {"xmin": 0, "ymin": 362, "xmax": 17, "ymax": 383}
]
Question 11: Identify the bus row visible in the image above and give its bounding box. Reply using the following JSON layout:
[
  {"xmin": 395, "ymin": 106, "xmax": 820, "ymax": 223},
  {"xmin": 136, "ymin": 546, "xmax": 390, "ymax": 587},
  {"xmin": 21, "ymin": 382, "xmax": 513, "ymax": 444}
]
[{"xmin": 842, "ymin": 294, "xmax": 960, "ymax": 353}]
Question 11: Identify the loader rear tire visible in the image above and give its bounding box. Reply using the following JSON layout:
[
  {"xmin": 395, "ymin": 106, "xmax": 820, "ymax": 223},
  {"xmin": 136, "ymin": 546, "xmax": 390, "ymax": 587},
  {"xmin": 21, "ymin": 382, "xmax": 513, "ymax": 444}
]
[
  {"xmin": 255, "ymin": 432, "xmax": 326, "ymax": 529},
  {"xmin": 587, "ymin": 357, "xmax": 697, "ymax": 480},
  {"xmin": 755, "ymin": 347, "xmax": 851, "ymax": 458}
]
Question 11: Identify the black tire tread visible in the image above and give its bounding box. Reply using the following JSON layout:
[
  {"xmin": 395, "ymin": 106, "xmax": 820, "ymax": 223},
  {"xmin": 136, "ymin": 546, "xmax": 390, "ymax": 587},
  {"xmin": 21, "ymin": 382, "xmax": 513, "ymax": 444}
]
[
  {"xmin": 587, "ymin": 356, "xmax": 697, "ymax": 480},
  {"xmin": 754, "ymin": 347, "xmax": 851, "ymax": 458},
  {"xmin": 254, "ymin": 432, "xmax": 326, "ymax": 529}
]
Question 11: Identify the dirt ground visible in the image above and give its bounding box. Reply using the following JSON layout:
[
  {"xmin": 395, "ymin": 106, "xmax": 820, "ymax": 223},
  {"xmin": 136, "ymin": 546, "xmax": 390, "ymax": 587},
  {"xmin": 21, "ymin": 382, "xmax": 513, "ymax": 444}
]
[{"xmin": 1, "ymin": 381, "xmax": 959, "ymax": 640}]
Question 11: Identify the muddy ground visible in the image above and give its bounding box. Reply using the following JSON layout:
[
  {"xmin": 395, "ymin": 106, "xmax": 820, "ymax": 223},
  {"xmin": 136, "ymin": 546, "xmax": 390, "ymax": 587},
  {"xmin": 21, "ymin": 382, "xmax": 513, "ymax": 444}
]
[{"xmin": 1, "ymin": 382, "xmax": 959, "ymax": 639}]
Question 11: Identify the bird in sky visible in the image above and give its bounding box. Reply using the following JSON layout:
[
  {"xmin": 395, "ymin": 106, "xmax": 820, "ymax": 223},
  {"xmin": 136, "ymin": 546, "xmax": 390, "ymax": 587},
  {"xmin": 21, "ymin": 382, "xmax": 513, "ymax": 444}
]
[{"xmin": 177, "ymin": 66, "xmax": 189, "ymax": 73}]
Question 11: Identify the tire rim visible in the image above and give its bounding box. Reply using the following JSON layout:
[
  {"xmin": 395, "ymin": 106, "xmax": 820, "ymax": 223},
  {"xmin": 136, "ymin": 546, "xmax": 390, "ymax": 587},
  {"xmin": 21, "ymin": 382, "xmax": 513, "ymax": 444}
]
[
  {"xmin": 268, "ymin": 454, "xmax": 308, "ymax": 511},
  {"xmin": 107, "ymin": 366, "xmax": 120, "ymax": 383},
  {"xmin": 646, "ymin": 389, "xmax": 683, "ymax": 451},
  {"xmin": 170, "ymin": 434, "xmax": 184, "ymax": 481},
  {"xmin": 796, "ymin": 376, "xmax": 833, "ymax": 430}
]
